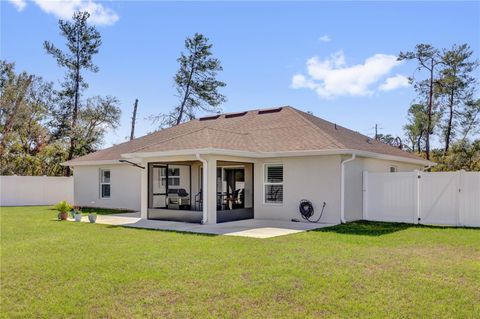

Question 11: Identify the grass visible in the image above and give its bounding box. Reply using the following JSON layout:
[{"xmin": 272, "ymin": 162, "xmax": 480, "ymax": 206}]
[{"xmin": 1, "ymin": 206, "xmax": 479, "ymax": 318}]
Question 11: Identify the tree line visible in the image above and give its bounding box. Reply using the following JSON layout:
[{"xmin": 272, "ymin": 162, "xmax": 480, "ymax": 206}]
[
  {"xmin": 1, "ymin": 12, "xmax": 225, "ymax": 176},
  {"xmin": 400, "ymin": 44, "xmax": 479, "ymax": 170},
  {"xmin": 1, "ymin": 12, "xmax": 478, "ymax": 175}
]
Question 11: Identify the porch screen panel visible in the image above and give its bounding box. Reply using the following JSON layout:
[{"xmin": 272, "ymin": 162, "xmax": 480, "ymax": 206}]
[{"xmin": 152, "ymin": 166, "xmax": 167, "ymax": 208}]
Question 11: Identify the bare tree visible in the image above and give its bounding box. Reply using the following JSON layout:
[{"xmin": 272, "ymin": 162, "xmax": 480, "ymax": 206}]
[{"xmin": 130, "ymin": 99, "xmax": 138, "ymax": 140}]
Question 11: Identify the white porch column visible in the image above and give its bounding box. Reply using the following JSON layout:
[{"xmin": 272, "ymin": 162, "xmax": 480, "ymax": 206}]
[
  {"xmin": 202, "ymin": 156, "xmax": 217, "ymax": 224},
  {"xmin": 140, "ymin": 159, "xmax": 148, "ymax": 219}
]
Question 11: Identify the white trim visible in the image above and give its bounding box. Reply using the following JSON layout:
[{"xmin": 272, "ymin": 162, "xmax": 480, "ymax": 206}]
[
  {"xmin": 63, "ymin": 159, "xmax": 141, "ymax": 166},
  {"xmin": 263, "ymin": 163, "xmax": 284, "ymax": 205},
  {"xmin": 195, "ymin": 154, "xmax": 208, "ymax": 224},
  {"xmin": 120, "ymin": 148, "xmax": 434, "ymax": 166},
  {"xmin": 99, "ymin": 169, "xmax": 111, "ymax": 199},
  {"xmin": 65, "ymin": 147, "xmax": 434, "ymax": 167}
]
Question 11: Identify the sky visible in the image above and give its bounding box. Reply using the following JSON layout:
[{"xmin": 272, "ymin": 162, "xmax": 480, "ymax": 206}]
[{"xmin": 2, "ymin": 1, "xmax": 479, "ymax": 148}]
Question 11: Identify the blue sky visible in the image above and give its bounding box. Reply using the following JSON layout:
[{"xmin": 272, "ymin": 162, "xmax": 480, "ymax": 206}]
[{"xmin": 2, "ymin": 1, "xmax": 479, "ymax": 147}]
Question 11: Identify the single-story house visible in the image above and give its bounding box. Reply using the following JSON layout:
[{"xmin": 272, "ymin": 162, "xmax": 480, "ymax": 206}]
[{"xmin": 64, "ymin": 106, "xmax": 434, "ymax": 224}]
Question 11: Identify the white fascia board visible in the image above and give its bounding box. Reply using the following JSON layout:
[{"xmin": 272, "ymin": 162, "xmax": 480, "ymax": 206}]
[
  {"xmin": 61, "ymin": 159, "xmax": 141, "ymax": 167},
  {"xmin": 121, "ymin": 148, "xmax": 435, "ymax": 166}
]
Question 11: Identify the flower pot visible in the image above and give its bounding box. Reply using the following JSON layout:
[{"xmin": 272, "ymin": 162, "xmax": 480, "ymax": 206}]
[
  {"xmin": 88, "ymin": 214, "xmax": 97, "ymax": 223},
  {"xmin": 70, "ymin": 210, "xmax": 76, "ymax": 219},
  {"xmin": 59, "ymin": 212, "xmax": 68, "ymax": 220},
  {"xmin": 74, "ymin": 213, "xmax": 82, "ymax": 222}
]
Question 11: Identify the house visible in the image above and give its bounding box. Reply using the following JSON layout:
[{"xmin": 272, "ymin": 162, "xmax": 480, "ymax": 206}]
[{"xmin": 64, "ymin": 106, "xmax": 434, "ymax": 224}]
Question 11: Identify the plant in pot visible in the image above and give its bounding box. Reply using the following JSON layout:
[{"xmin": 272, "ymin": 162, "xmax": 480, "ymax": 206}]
[
  {"xmin": 88, "ymin": 211, "xmax": 97, "ymax": 223},
  {"xmin": 73, "ymin": 206, "xmax": 83, "ymax": 222},
  {"xmin": 54, "ymin": 200, "xmax": 73, "ymax": 221}
]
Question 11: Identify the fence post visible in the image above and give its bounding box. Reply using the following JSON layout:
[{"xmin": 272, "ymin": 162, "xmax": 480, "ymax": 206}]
[
  {"xmin": 415, "ymin": 170, "xmax": 421, "ymax": 225},
  {"xmin": 457, "ymin": 170, "xmax": 464, "ymax": 226},
  {"xmin": 362, "ymin": 171, "xmax": 368, "ymax": 220}
]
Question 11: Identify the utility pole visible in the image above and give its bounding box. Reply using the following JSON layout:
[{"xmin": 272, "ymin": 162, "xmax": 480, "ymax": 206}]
[
  {"xmin": 374, "ymin": 124, "xmax": 378, "ymax": 140},
  {"xmin": 130, "ymin": 99, "xmax": 138, "ymax": 141}
]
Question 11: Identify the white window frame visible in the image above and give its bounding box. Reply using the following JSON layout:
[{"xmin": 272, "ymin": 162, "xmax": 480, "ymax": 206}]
[
  {"xmin": 100, "ymin": 169, "xmax": 111, "ymax": 199},
  {"xmin": 263, "ymin": 163, "xmax": 283, "ymax": 205}
]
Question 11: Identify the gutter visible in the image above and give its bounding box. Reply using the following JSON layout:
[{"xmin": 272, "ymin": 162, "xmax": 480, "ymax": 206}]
[
  {"xmin": 340, "ymin": 153, "xmax": 356, "ymax": 224},
  {"xmin": 195, "ymin": 154, "xmax": 208, "ymax": 224},
  {"xmin": 121, "ymin": 148, "xmax": 434, "ymax": 167}
]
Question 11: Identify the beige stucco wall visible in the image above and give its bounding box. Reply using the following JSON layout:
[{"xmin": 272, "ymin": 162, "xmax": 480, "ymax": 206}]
[
  {"xmin": 72, "ymin": 154, "xmax": 425, "ymax": 223},
  {"xmin": 253, "ymin": 155, "xmax": 342, "ymax": 224},
  {"xmin": 343, "ymin": 157, "xmax": 424, "ymax": 221},
  {"xmin": 73, "ymin": 164, "xmax": 141, "ymax": 211}
]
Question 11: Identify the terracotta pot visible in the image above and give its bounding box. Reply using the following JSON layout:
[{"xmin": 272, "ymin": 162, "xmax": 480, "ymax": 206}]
[{"xmin": 59, "ymin": 212, "xmax": 68, "ymax": 220}]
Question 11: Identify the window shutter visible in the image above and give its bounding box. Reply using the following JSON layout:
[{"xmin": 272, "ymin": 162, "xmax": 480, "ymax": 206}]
[{"xmin": 266, "ymin": 165, "xmax": 283, "ymax": 183}]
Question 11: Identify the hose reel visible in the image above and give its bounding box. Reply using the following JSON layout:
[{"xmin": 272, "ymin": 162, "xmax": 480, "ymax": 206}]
[{"xmin": 298, "ymin": 199, "xmax": 326, "ymax": 223}]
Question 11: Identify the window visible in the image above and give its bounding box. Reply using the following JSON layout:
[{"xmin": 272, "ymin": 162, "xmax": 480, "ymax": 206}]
[
  {"xmin": 390, "ymin": 166, "xmax": 397, "ymax": 173},
  {"xmin": 100, "ymin": 169, "xmax": 111, "ymax": 198},
  {"xmin": 264, "ymin": 164, "xmax": 283, "ymax": 204},
  {"xmin": 168, "ymin": 168, "xmax": 180, "ymax": 186}
]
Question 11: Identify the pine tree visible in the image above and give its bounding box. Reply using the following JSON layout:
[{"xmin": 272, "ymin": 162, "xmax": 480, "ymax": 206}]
[
  {"xmin": 158, "ymin": 33, "xmax": 226, "ymax": 127},
  {"xmin": 44, "ymin": 11, "xmax": 101, "ymax": 175}
]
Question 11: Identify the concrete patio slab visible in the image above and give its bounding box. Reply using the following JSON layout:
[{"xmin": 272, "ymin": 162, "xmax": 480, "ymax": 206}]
[{"xmin": 70, "ymin": 213, "xmax": 336, "ymax": 238}]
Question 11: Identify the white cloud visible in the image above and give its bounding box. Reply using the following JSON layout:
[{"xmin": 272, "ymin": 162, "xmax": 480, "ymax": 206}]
[
  {"xmin": 8, "ymin": 0, "xmax": 26, "ymax": 11},
  {"xmin": 319, "ymin": 34, "xmax": 331, "ymax": 42},
  {"xmin": 379, "ymin": 74, "xmax": 410, "ymax": 91},
  {"xmin": 8, "ymin": 0, "xmax": 119, "ymax": 26},
  {"xmin": 291, "ymin": 51, "xmax": 405, "ymax": 98}
]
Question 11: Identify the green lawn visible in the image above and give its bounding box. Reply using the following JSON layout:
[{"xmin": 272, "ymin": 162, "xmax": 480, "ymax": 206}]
[{"xmin": 1, "ymin": 206, "xmax": 479, "ymax": 318}]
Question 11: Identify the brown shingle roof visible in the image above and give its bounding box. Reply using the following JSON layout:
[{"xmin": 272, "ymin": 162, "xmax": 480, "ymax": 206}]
[{"xmin": 65, "ymin": 106, "xmax": 430, "ymax": 165}]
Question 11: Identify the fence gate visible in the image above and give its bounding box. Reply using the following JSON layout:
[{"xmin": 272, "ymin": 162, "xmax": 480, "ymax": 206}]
[{"xmin": 363, "ymin": 170, "xmax": 480, "ymax": 227}]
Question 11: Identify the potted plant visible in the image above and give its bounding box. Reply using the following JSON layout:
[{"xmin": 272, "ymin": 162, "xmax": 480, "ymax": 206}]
[
  {"xmin": 73, "ymin": 206, "xmax": 83, "ymax": 222},
  {"xmin": 88, "ymin": 212, "xmax": 97, "ymax": 223},
  {"xmin": 54, "ymin": 200, "xmax": 73, "ymax": 221}
]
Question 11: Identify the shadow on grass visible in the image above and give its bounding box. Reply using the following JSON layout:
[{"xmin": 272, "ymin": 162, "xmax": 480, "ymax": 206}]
[
  {"xmin": 314, "ymin": 221, "xmax": 413, "ymax": 236},
  {"xmin": 48, "ymin": 206, "xmax": 133, "ymax": 215},
  {"xmin": 104, "ymin": 224, "xmax": 219, "ymax": 237},
  {"xmin": 315, "ymin": 220, "xmax": 478, "ymax": 236}
]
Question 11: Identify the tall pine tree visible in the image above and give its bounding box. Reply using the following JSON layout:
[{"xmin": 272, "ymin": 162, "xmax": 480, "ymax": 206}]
[
  {"xmin": 44, "ymin": 11, "xmax": 101, "ymax": 175},
  {"xmin": 157, "ymin": 33, "xmax": 226, "ymax": 127}
]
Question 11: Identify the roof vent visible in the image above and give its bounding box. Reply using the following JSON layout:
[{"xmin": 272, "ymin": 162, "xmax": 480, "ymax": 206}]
[
  {"xmin": 225, "ymin": 111, "xmax": 247, "ymax": 119},
  {"xmin": 258, "ymin": 107, "xmax": 283, "ymax": 115},
  {"xmin": 199, "ymin": 114, "xmax": 220, "ymax": 121}
]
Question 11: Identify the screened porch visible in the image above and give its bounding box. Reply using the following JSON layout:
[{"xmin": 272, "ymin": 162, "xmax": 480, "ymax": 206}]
[{"xmin": 147, "ymin": 160, "xmax": 253, "ymax": 223}]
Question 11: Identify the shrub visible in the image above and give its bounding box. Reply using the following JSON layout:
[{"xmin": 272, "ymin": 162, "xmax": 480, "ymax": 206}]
[{"xmin": 54, "ymin": 200, "xmax": 73, "ymax": 213}]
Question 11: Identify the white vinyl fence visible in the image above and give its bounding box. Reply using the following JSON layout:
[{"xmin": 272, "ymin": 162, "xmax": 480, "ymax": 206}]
[
  {"xmin": 363, "ymin": 170, "xmax": 480, "ymax": 227},
  {"xmin": 0, "ymin": 176, "xmax": 73, "ymax": 206}
]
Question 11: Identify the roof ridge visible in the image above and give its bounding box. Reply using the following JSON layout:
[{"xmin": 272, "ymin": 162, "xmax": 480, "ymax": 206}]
[{"xmin": 284, "ymin": 107, "xmax": 347, "ymax": 149}]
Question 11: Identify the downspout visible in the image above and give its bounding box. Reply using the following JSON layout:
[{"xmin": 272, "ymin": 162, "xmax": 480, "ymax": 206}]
[
  {"xmin": 340, "ymin": 153, "xmax": 356, "ymax": 224},
  {"xmin": 196, "ymin": 154, "xmax": 208, "ymax": 224}
]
